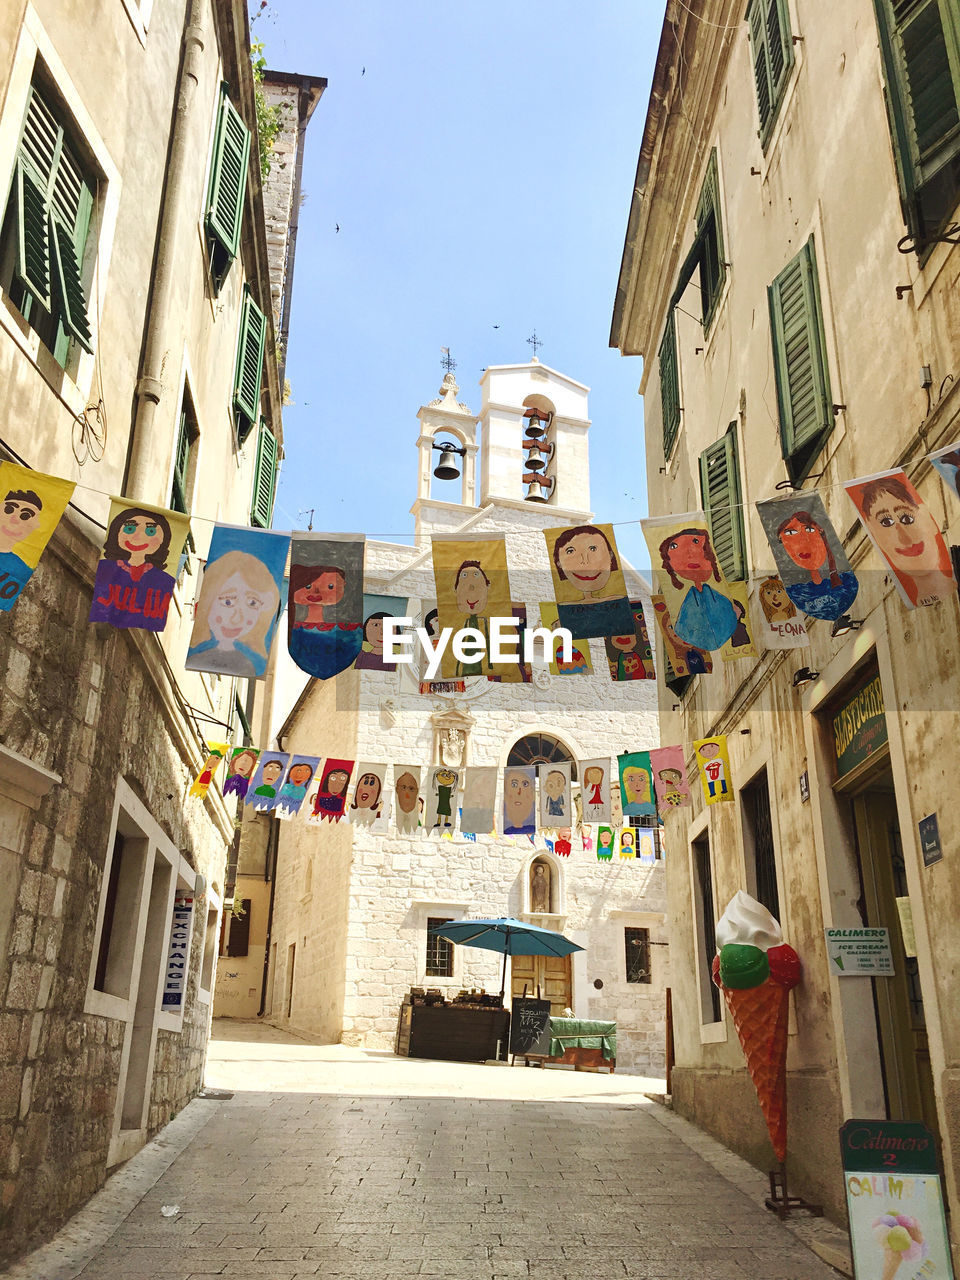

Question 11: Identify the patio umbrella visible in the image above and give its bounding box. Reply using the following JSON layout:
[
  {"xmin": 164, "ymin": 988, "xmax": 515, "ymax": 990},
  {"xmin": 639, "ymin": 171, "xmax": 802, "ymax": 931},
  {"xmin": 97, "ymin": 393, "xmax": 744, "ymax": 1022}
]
[{"xmin": 427, "ymin": 917, "xmax": 584, "ymax": 1000}]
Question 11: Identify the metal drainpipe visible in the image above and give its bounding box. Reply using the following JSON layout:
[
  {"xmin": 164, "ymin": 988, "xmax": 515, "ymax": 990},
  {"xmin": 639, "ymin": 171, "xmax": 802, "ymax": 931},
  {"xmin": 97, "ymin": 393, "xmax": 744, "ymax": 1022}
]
[
  {"xmin": 257, "ymin": 813, "xmax": 280, "ymax": 1017},
  {"xmin": 125, "ymin": 0, "xmax": 206, "ymax": 500}
]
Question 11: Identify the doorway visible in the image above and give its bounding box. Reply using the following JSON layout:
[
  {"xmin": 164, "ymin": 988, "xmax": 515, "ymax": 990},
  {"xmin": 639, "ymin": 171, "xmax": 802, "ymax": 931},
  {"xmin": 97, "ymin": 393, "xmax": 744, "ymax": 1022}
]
[
  {"xmin": 849, "ymin": 771, "xmax": 939, "ymax": 1142},
  {"xmin": 511, "ymin": 953, "xmax": 571, "ymax": 1015}
]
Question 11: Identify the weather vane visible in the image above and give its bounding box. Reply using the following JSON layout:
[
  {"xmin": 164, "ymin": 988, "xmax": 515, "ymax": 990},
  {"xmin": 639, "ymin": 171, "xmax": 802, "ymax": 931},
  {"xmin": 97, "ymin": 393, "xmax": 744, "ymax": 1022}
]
[
  {"xmin": 440, "ymin": 346, "xmax": 457, "ymax": 374},
  {"xmin": 526, "ymin": 331, "xmax": 543, "ymax": 359}
]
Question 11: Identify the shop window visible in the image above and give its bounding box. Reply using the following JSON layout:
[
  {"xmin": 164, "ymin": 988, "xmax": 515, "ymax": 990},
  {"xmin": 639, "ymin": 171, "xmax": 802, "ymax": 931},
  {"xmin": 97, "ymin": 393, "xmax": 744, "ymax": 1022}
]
[
  {"xmin": 205, "ymin": 85, "xmax": 250, "ymax": 292},
  {"xmin": 699, "ymin": 423, "xmax": 746, "ymax": 581},
  {"xmin": 873, "ymin": 0, "xmax": 960, "ymax": 251},
  {"xmin": 742, "ymin": 769, "xmax": 781, "ymax": 922},
  {"xmin": 692, "ymin": 833, "xmax": 722, "ymax": 1023},
  {"xmin": 250, "ymin": 420, "xmax": 279, "ymax": 527},
  {"xmin": 0, "ymin": 79, "xmax": 96, "ymax": 368},
  {"xmin": 233, "ymin": 289, "xmax": 266, "ymax": 445},
  {"xmin": 768, "ymin": 236, "xmax": 834, "ymax": 483},
  {"xmin": 747, "ymin": 0, "xmax": 794, "ymax": 148},
  {"xmin": 625, "ymin": 928, "xmax": 652, "ymax": 984},
  {"xmin": 426, "ymin": 916, "xmax": 454, "ymax": 977},
  {"xmin": 659, "ymin": 311, "xmax": 680, "ymax": 457},
  {"xmin": 93, "ymin": 831, "xmax": 147, "ymax": 998}
]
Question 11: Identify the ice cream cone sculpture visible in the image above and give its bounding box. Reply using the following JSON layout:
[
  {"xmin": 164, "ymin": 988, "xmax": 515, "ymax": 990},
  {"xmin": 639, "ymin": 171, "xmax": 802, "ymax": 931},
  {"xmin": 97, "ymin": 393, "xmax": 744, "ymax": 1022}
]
[
  {"xmin": 873, "ymin": 1213, "xmax": 927, "ymax": 1279},
  {"xmin": 711, "ymin": 891, "xmax": 802, "ymax": 1164}
]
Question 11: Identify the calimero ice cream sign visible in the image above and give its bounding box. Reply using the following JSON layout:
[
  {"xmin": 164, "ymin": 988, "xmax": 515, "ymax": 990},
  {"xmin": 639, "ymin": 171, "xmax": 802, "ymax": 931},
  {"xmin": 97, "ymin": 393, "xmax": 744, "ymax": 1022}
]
[{"xmin": 833, "ymin": 672, "xmax": 887, "ymax": 779}]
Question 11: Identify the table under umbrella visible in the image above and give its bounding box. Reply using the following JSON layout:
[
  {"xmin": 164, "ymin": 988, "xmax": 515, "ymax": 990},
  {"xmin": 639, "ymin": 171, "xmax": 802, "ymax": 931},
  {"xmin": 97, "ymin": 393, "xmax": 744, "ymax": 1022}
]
[{"xmin": 427, "ymin": 917, "xmax": 584, "ymax": 1000}]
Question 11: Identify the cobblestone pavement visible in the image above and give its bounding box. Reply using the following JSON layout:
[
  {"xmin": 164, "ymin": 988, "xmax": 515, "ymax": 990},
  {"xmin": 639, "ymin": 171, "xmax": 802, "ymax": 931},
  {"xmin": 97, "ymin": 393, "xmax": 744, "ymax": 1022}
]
[{"xmin": 15, "ymin": 1021, "xmax": 843, "ymax": 1280}]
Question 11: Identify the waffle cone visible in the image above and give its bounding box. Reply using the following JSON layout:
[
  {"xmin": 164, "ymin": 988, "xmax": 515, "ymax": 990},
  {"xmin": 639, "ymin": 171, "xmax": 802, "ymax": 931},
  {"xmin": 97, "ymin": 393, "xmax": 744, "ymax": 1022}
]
[
  {"xmin": 881, "ymin": 1248, "xmax": 904, "ymax": 1280},
  {"xmin": 721, "ymin": 978, "xmax": 790, "ymax": 1162}
]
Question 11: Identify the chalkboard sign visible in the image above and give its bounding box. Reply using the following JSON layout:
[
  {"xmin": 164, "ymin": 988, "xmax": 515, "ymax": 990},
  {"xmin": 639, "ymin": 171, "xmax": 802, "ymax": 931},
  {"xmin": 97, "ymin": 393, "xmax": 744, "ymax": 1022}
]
[{"xmin": 509, "ymin": 998, "xmax": 551, "ymax": 1056}]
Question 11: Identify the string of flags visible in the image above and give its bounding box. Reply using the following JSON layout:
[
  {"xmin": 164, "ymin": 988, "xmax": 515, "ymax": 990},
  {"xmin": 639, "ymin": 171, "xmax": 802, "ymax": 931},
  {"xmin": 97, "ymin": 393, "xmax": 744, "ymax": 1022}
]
[{"xmin": 4, "ymin": 451, "xmax": 960, "ymax": 692}]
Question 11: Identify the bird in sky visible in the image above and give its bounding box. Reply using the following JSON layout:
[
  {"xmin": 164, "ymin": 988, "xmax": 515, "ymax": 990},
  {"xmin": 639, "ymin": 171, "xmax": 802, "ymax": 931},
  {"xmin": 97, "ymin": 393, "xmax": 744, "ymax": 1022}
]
[
  {"xmin": 335, "ymin": 223, "xmax": 340, "ymax": 233},
  {"xmin": 361, "ymin": 66, "xmax": 366, "ymax": 76},
  {"xmin": 492, "ymin": 324, "xmax": 500, "ymax": 329}
]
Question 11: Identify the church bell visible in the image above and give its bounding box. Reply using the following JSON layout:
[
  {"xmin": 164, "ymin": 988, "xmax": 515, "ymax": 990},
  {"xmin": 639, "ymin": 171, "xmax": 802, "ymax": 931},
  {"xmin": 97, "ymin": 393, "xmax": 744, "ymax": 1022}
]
[
  {"xmin": 525, "ymin": 443, "xmax": 546, "ymax": 472},
  {"xmin": 524, "ymin": 408, "xmax": 548, "ymax": 439},
  {"xmin": 433, "ymin": 443, "xmax": 462, "ymax": 481},
  {"xmin": 525, "ymin": 478, "xmax": 551, "ymax": 503}
]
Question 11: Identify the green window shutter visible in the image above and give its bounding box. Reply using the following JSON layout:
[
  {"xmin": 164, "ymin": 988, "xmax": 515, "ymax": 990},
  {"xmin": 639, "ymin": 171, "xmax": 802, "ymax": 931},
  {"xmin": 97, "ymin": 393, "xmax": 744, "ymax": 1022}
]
[
  {"xmin": 172, "ymin": 408, "xmax": 192, "ymax": 513},
  {"xmin": 250, "ymin": 423, "xmax": 278, "ymax": 528},
  {"xmin": 768, "ymin": 237, "xmax": 833, "ymax": 483},
  {"xmin": 233, "ymin": 290, "xmax": 266, "ymax": 441},
  {"xmin": 659, "ymin": 311, "xmax": 681, "ymax": 457},
  {"xmin": 206, "ymin": 88, "xmax": 250, "ymax": 287},
  {"xmin": 13, "ymin": 160, "xmax": 52, "ymax": 309},
  {"xmin": 51, "ymin": 211, "xmax": 92, "ymax": 352},
  {"xmin": 699, "ymin": 426, "xmax": 745, "ymax": 581},
  {"xmin": 747, "ymin": 0, "xmax": 794, "ymax": 146},
  {"xmin": 695, "ymin": 150, "xmax": 726, "ymax": 328}
]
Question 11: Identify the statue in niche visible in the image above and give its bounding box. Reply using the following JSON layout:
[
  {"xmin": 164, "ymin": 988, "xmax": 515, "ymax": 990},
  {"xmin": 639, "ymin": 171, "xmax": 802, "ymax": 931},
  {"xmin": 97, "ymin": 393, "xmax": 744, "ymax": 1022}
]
[
  {"xmin": 531, "ymin": 862, "xmax": 550, "ymax": 913},
  {"xmin": 439, "ymin": 726, "xmax": 466, "ymax": 767}
]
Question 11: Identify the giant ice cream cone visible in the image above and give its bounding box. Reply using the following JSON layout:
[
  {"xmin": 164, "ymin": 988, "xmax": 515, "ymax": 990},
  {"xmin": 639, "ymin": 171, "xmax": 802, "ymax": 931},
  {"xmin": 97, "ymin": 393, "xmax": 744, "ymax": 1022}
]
[{"xmin": 712, "ymin": 892, "xmax": 802, "ymax": 1165}]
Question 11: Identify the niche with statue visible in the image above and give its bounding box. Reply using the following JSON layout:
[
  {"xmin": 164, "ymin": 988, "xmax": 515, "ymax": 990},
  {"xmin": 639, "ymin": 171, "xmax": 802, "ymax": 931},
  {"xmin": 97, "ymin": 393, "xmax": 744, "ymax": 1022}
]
[{"xmin": 529, "ymin": 856, "xmax": 555, "ymax": 914}]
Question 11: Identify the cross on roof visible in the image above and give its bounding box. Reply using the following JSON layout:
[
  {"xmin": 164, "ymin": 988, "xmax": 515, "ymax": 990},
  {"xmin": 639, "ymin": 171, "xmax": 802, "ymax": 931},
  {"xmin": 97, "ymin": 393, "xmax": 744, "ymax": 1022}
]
[
  {"xmin": 526, "ymin": 331, "xmax": 543, "ymax": 359},
  {"xmin": 440, "ymin": 347, "xmax": 457, "ymax": 374}
]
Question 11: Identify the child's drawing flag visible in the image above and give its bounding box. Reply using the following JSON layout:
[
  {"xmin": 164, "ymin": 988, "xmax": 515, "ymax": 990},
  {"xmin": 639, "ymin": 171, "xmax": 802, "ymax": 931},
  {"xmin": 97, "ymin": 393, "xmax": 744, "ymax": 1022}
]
[
  {"xmin": 189, "ymin": 744, "xmax": 229, "ymax": 799},
  {"xmin": 275, "ymin": 756, "xmax": 321, "ymax": 819},
  {"xmin": 246, "ymin": 752, "xmax": 291, "ymax": 812},
  {"xmin": 89, "ymin": 498, "xmax": 190, "ymax": 632},
  {"xmin": 0, "ymin": 462, "xmax": 74, "ymax": 611},
  {"xmin": 694, "ymin": 735, "xmax": 733, "ymax": 806}
]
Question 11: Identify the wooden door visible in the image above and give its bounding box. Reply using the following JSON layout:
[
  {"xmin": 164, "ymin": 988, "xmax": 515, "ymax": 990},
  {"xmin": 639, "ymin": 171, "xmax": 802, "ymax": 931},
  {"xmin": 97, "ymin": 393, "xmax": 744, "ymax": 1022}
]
[{"xmin": 511, "ymin": 953, "xmax": 572, "ymax": 1016}]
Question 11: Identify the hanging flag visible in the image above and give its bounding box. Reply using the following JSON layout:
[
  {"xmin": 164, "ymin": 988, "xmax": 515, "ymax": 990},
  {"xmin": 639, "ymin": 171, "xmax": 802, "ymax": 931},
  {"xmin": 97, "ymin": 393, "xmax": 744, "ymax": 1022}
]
[
  {"xmin": 431, "ymin": 534, "xmax": 513, "ymax": 678},
  {"xmin": 581, "ymin": 824, "xmax": 594, "ymax": 853},
  {"xmin": 393, "ymin": 766, "xmax": 422, "ymax": 833},
  {"xmin": 538, "ymin": 602, "xmax": 592, "ymax": 674},
  {"xmin": 288, "ymin": 533, "xmax": 365, "ymax": 679},
  {"xmin": 347, "ymin": 764, "xmax": 388, "ymax": 826},
  {"xmin": 486, "ymin": 603, "xmax": 532, "ymax": 683},
  {"xmin": 222, "ymin": 747, "xmax": 261, "ymax": 800},
  {"xmin": 605, "ymin": 600, "xmax": 656, "ymax": 680},
  {"xmin": 929, "ymin": 439, "xmax": 960, "ymax": 503},
  {"xmin": 596, "ymin": 826, "xmax": 615, "ymax": 860},
  {"xmin": 618, "ymin": 752, "xmax": 657, "ymax": 818},
  {"xmin": 650, "ymin": 594, "xmax": 712, "ymax": 677},
  {"xmin": 638, "ymin": 832, "xmax": 657, "ymax": 864},
  {"xmin": 355, "ymin": 595, "xmax": 409, "ymax": 671},
  {"xmin": 89, "ymin": 498, "xmax": 190, "ymax": 632},
  {"xmin": 309, "ymin": 759, "xmax": 354, "ymax": 822},
  {"xmin": 555, "ymin": 828, "xmax": 572, "ymax": 857},
  {"xmin": 460, "ymin": 766, "xmax": 498, "ymax": 835},
  {"xmin": 619, "ymin": 829, "xmax": 636, "ymax": 859},
  {"xmin": 694, "ymin": 735, "xmax": 734, "ymax": 805},
  {"xmin": 424, "ymin": 765, "xmax": 461, "ymax": 832},
  {"xmin": 755, "ymin": 492, "xmax": 858, "ymax": 622},
  {"xmin": 0, "ymin": 463, "xmax": 74, "ymax": 611},
  {"xmin": 642, "ymin": 513, "xmax": 742, "ymax": 651},
  {"xmin": 274, "ymin": 755, "xmax": 321, "ymax": 819},
  {"xmin": 503, "ymin": 765, "xmax": 537, "ymax": 836},
  {"xmin": 650, "ymin": 745, "xmax": 691, "ymax": 813},
  {"xmin": 189, "ymin": 743, "xmax": 229, "ymax": 799},
  {"xmin": 579, "ymin": 758, "xmax": 611, "ymax": 825},
  {"xmin": 754, "ymin": 577, "xmax": 809, "ymax": 650},
  {"xmin": 845, "ymin": 469, "xmax": 955, "ymax": 608},
  {"xmin": 719, "ymin": 582, "xmax": 758, "ymax": 661},
  {"xmin": 246, "ymin": 751, "xmax": 291, "ymax": 812},
  {"xmin": 186, "ymin": 525, "xmax": 289, "ymax": 679},
  {"xmin": 538, "ymin": 760, "xmax": 573, "ymax": 828},
  {"xmin": 543, "ymin": 523, "xmax": 634, "ymax": 638}
]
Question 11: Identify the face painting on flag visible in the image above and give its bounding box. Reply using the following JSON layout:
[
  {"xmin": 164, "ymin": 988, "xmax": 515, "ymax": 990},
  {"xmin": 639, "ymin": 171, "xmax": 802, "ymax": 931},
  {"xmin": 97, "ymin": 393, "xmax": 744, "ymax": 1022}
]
[
  {"xmin": 845, "ymin": 469, "xmax": 955, "ymax": 608},
  {"xmin": 650, "ymin": 745, "xmax": 691, "ymax": 812},
  {"xmin": 355, "ymin": 595, "xmax": 409, "ymax": 671},
  {"xmin": 431, "ymin": 535, "xmax": 513, "ymax": 678},
  {"xmin": 246, "ymin": 752, "xmax": 290, "ymax": 811},
  {"xmin": 605, "ymin": 600, "xmax": 656, "ymax": 680},
  {"xmin": 754, "ymin": 577, "xmax": 809, "ymax": 650},
  {"xmin": 929, "ymin": 439, "xmax": 960, "ymax": 503},
  {"xmin": 189, "ymin": 743, "xmax": 228, "ymax": 799},
  {"xmin": 288, "ymin": 533, "xmax": 365, "ymax": 679},
  {"xmin": 544, "ymin": 523, "xmax": 634, "ymax": 638},
  {"xmin": 0, "ymin": 463, "xmax": 75, "ymax": 611},
  {"xmin": 596, "ymin": 825, "xmax": 615, "ymax": 860},
  {"xmin": 502, "ymin": 766, "xmax": 537, "ymax": 836},
  {"xmin": 650, "ymin": 594, "xmax": 712, "ymax": 677},
  {"xmin": 275, "ymin": 756, "xmax": 320, "ymax": 819},
  {"xmin": 756, "ymin": 492, "xmax": 858, "ymax": 622},
  {"xmin": 89, "ymin": 499, "xmax": 190, "ymax": 632},
  {"xmin": 643, "ymin": 513, "xmax": 740, "ymax": 651},
  {"xmin": 719, "ymin": 581, "xmax": 757, "ymax": 661},
  {"xmin": 348, "ymin": 764, "xmax": 388, "ymax": 826},
  {"xmin": 459, "ymin": 766, "xmax": 498, "ymax": 835},
  {"xmin": 309, "ymin": 758, "xmax": 354, "ymax": 822},
  {"xmin": 538, "ymin": 760, "xmax": 572, "ymax": 827},
  {"xmin": 394, "ymin": 766, "xmax": 422, "ymax": 833},
  {"xmin": 187, "ymin": 525, "xmax": 289, "ymax": 679},
  {"xmin": 538, "ymin": 601, "xmax": 592, "ymax": 674},
  {"xmin": 694, "ymin": 736, "xmax": 734, "ymax": 805},
  {"xmin": 425, "ymin": 765, "xmax": 460, "ymax": 832},
  {"xmin": 222, "ymin": 747, "xmax": 261, "ymax": 800},
  {"xmin": 619, "ymin": 752, "xmax": 656, "ymax": 818},
  {"xmin": 580, "ymin": 757, "xmax": 611, "ymax": 824}
]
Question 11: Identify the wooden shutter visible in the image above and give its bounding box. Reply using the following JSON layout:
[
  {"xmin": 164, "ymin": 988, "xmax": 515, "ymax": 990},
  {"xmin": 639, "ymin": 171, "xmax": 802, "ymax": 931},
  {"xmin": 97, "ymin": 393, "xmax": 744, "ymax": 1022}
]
[
  {"xmin": 206, "ymin": 88, "xmax": 250, "ymax": 265},
  {"xmin": 747, "ymin": 0, "xmax": 794, "ymax": 144},
  {"xmin": 250, "ymin": 422, "xmax": 278, "ymax": 528},
  {"xmin": 695, "ymin": 150, "xmax": 726, "ymax": 327},
  {"xmin": 659, "ymin": 312, "xmax": 681, "ymax": 457},
  {"xmin": 699, "ymin": 427, "xmax": 745, "ymax": 581},
  {"xmin": 172, "ymin": 409, "xmax": 191, "ymax": 513},
  {"xmin": 13, "ymin": 160, "xmax": 52, "ymax": 309},
  {"xmin": 226, "ymin": 899, "xmax": 251, "ymax": 957},
  {"xmin": 51, "ymin": 213, "xmax": 92, "ymax": 351},
  {"xmin": 233, "ymin": 290, "xmax": 266, "ymax": 437},
  {"xmin": 768, "ymin": 237, "xmax": 832, "ymax": 480}
]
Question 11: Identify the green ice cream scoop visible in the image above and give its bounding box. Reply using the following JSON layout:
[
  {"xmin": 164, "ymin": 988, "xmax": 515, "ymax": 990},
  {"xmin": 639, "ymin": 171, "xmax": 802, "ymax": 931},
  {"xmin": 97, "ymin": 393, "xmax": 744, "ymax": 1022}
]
[{"xmin": 719, "ymin": 942, "xmax": 769, "ymax": 989}]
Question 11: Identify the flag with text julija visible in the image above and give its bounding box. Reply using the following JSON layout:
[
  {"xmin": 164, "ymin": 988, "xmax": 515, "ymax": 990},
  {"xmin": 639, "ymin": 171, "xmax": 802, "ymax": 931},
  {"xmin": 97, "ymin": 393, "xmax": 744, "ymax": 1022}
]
[{"xmin": 89, "ymin": 498, "xmax": 191, "ymax": 631}]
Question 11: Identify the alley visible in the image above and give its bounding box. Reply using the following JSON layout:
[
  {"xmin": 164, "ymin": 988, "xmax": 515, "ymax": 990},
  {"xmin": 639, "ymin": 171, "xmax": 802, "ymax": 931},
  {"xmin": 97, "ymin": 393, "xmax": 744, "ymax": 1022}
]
[{"xmin": 11, "ymin": 1021, "xmax": 844, "ymax": 1280}]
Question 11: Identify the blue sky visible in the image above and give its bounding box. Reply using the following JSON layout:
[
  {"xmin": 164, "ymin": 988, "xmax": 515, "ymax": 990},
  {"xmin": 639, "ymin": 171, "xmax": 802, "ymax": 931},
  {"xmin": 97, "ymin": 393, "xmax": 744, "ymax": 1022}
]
[{"xmin": 258, "ymin": 1, "xmax": 660, "ymax": 571}]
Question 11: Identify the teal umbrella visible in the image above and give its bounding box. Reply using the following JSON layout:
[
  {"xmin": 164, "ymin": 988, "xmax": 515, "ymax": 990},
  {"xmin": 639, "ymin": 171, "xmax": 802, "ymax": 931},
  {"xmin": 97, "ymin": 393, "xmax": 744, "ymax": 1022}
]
[{"xmin": 427, "ymin": 917, "xmax": 584, "ymax": 999}]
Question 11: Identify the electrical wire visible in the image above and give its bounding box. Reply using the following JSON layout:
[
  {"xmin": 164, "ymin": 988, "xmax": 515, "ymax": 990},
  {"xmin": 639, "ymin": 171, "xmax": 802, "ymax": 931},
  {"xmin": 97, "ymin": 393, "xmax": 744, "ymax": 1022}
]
[{"xmin": 671, "ymin": 0, "xmax": 743, "ymax": 31}]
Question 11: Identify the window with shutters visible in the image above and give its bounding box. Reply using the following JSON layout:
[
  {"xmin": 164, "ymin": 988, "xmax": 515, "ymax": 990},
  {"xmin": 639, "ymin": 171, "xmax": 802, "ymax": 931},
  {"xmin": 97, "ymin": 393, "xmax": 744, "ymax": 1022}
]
[
  {"xmin": 0, "ymin": 79, "xmax": 97, "ymax": 368},
  {"xmin": 873, "ymin": 0, "xmax": 960, "ymax": 250},
  {"xmin": 171, "ymin": 386, "xmax": 199, "ymax": 583},
  {"xmin": 768, "ymin": 236, "xmax": 834, "ymax": 484},
  {"xmin": 233, "ymin": 289, "xmax": 266, "ymax": 443},
  {"xmin": 205, "ymin": 86, "xmax": 251, "ymax": 292},
  {"xmin": 659, "ymin": 312, "xmax": 681, "ymax": 458},
  {"xmin": 741, "ymin": 769, "xmax": 781, "ymax": 922},
  {"xmin": 699, "ymin": 423, "xmax": 745, "ymax": 581},
  {"xmin": 747, "ymin": 0, "xmax": 795, "ymax": 149},
  {"xmin": 250, "ymin": 421, "xmax": 279, "ymax": 528},
  {"xmin": 224, "ymin": 899, "xmax": 251, "ymax": 958}
]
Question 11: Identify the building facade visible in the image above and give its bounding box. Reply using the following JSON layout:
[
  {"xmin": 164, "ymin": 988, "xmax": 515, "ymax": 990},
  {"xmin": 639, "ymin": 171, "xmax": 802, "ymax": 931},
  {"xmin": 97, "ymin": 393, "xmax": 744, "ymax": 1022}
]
[
  {"xmin": 218, "ymin": 360, "xmax": 668, "ymax": 1076},
  {"xmin": 612, "ymin": 0, "xmax": 960, "ymax": 1224},
  {"xmin": 0, "ymin": 0, "xmax": 317, "ymax": 1261}
]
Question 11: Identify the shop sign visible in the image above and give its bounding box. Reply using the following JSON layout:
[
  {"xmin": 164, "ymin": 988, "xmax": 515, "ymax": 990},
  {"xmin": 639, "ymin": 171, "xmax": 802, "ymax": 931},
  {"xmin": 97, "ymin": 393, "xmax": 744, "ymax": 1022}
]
[
  {"xmin": 840, "ymin": 1120, "xmax": 955, "ymax": 1279},
  {"xmin": 162, "ymin": 890, "xmax": 194, "ymax": 1010},
  {"xmin": 799, "ymin": 770, "xmax": 810, "ymax": 804},
  {"xmin": 919, "ymin": 813, "xmax": 943, "ymax": 868},
  {"xmin": 832, "ymin": 673, "xmax": 887, "ymax": 779},
  {"xmin": 825, "ymin": 927, "xmax": 894, "ymax": 976}
]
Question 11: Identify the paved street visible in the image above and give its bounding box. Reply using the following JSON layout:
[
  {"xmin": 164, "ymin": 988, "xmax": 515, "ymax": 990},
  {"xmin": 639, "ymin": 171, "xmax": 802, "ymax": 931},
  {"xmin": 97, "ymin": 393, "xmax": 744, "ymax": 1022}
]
[{"xmin": 13, "ymin": 1020, "xmax": 844, "ymax": 1280}]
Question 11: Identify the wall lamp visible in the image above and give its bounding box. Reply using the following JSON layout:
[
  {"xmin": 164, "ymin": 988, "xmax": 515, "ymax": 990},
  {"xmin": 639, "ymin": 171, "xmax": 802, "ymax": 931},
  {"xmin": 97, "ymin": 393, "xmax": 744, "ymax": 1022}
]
[
  {"xmin": 831, "ymin": 614, "xmax": 863, "ymax": 639},
  {"xmin": 793, "ymin": 667, "xmax": 820, "ymax": 689}
]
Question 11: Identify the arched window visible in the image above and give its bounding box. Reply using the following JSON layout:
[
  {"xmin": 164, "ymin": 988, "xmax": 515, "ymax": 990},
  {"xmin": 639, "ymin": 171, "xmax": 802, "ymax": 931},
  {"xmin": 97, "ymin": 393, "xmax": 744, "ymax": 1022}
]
[{"xmin": 507, "ymin": 733, "xmax": 577, "ymax": 781}]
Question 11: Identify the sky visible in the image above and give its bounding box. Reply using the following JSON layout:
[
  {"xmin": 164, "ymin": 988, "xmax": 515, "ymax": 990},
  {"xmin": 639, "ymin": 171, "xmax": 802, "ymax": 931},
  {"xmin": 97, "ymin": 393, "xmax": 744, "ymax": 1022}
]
[{"xmin": 257, "ymin": 1, "xmax": 661, "ymax": 571}]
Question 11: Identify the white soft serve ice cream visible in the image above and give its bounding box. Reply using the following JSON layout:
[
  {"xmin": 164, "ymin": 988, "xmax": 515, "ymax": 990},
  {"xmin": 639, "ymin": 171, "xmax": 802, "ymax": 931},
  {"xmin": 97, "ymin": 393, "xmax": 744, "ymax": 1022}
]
[{"xmin": 715, "ymin": 890, "xmax": 783, "ymax": 952}]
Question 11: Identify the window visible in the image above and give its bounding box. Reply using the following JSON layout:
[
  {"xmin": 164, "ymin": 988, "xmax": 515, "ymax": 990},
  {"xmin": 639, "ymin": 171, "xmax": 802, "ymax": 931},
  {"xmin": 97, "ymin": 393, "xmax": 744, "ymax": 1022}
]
[
  {"xmin": 658, "ymin": 311, "xmax": 681, "ymax": 457},
  {"xmin": 224, "ymin": 899, "xmax": 251, "ymax": 958},
  {"xmin": 692, "ymin": 833, "xmax": 722, "ymax": 1023},
  {"xmin": 694, "ymin": 152, "xmax": 726, "ymax": 328},
  {"xmin": 205, "ymin": 85, "xmax": 250, "ymax": 291},
  {"xmin": 250, "ymin": 421, "xmax": 279, "ymax": 528},
  {"xmin": 742, "ymin": 770, "xmax": 781, "ymax": 922},
  {"xmin": 234, "ymin": 289, "xmax": 266, "ymax": 444},
  {"xmin": 873, "ymin": 0, "xmax": 960, "ymax": 250},
  {"xmin": 625, "ymin": 928, "xmax": 651, "ymax": 983},
  {"xmin": 699, "ymin": 423, "xmax": 745, "ymax": 580},
  {"xmin": 426, "ymin": 917, "xmax": 454, "ymax": 977},
  {"xmin": 171, "ymin": 389, "xmax": 199, "ymax": 515},
  {"xmin": 768, "ymin": 236, "xmax": 833, "ymax": 483},
  {"xmin": 507, "ymin": 733, "xmax": 576, "ymax": 779},
  {"xmin": 747, "ymin": 0, "xmax": 794, "ymax": 148},
  {"xmin": 0, "ymin": 80, "xmax": 95, "ymax": 367}
]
